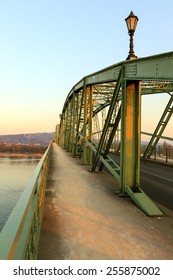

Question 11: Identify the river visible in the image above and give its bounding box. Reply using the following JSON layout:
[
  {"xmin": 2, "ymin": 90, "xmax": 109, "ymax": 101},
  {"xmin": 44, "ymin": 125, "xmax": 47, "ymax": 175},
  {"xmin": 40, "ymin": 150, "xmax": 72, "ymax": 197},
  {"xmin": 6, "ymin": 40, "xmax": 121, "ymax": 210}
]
[{"xmin": 0, "ymin": 156, "xmax": 39, "ymax": 231}]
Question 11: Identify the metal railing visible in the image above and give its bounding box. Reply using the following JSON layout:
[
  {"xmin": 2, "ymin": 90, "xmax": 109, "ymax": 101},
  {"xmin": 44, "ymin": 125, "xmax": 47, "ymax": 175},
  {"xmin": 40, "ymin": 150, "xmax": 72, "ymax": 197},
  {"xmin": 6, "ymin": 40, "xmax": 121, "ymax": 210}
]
[
  {"xmin": 0, "ymin": 143, "xmax": 52, "ymax": 260},
  {"xmin": 141, "ymin": 145, "xmax": 173, "ymax": 164}
]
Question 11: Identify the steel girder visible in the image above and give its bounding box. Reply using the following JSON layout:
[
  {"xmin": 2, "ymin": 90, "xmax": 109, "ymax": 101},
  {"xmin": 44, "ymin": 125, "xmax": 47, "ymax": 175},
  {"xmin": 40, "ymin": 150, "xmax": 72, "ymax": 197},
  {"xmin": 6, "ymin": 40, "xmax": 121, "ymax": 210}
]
[{"xmin": 57, "ymin": 51, "xmax": 173, "ymax": 216}]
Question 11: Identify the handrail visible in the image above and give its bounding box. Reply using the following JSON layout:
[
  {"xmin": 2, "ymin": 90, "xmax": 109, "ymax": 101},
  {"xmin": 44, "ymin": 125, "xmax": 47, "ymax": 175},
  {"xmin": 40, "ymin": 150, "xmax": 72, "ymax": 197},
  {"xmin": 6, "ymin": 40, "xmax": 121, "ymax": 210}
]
[{"xmin": 0, "ymin": 142, "xmax": 52, "ymax": 260}]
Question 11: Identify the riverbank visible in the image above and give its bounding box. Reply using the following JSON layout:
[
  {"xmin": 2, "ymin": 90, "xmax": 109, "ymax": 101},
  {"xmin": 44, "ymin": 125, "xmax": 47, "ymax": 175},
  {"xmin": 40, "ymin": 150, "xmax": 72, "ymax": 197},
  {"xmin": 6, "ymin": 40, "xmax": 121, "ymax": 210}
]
[{"xmin": 0, "ymin": 152, "xmax": 43, "ymax": 158}]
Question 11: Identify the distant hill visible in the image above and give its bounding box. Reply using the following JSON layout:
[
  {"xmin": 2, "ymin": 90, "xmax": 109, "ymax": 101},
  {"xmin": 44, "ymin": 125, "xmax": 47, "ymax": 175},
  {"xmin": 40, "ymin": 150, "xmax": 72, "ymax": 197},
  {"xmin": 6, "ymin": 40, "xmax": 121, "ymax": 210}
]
[{"xmin": 0, "ymin": 132, "xmax": 54, "ymax": 146}]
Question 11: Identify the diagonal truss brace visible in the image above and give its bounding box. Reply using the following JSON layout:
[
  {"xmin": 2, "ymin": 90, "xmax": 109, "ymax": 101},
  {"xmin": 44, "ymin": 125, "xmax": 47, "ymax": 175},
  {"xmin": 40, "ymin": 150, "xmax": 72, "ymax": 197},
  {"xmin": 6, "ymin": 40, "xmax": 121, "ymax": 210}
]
[
  {"xmin": 91, "ymin": 68, "xmax": 122, "ymax": 172},
  {"xmin": 143, "ymin": 93, "xmax": 173, "ymax": 158},
  {"xmin": 99, "ymin": 106, "xmax": 121, "ymax": 172}
]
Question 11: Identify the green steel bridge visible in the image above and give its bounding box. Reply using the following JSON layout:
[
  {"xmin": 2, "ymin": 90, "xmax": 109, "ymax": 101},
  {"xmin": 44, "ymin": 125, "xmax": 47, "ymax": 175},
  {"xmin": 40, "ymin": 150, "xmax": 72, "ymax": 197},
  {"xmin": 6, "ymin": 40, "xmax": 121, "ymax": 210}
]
[
  {"xmin": 56, "ymin": 51, "xmax": 173, "ymax": 216},
  {"xmin": 0, "ymin": 51, "xmax": 173, "ymax": 260}
]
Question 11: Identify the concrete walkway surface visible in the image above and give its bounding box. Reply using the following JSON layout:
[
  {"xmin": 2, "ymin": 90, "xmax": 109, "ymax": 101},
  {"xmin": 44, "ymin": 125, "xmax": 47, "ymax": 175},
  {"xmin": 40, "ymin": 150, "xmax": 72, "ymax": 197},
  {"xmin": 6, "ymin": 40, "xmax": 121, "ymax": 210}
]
[{"xmin": 38, "ymin": 143, "xmax": 173, "ymax": 260}]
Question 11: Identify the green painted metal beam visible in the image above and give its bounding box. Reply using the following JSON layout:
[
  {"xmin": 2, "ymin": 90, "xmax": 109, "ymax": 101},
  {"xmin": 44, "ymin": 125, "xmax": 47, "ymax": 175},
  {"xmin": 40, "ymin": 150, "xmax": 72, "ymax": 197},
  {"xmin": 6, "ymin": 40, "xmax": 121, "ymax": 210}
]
[
  {"xmin": 120, "ymin": 67, "xmax": 164, "ymax": 216},
  {"xmin": 141, "ymin": 131, "xmax": 173, "ymax": 142},
  {"xmin": 73, "ymin": 86, "xmax": 85, "ymax": 157},
  {"xmin": 61, "ymin": 51, "xmax": 173, "ymax": 113},
  {"xmin": 99, "ymin": 106, "xmax": 121, "ymax": 171},
  {"xmin": 125, "ymin": 52, "xmax": 173, "ymax": 81},
  {"xmin": 91, "ymin": 68, "xmax": 122, "ymax": 171},
  {"xmin": 126, "ymin": 186, "xmax": 164, "ymax": 216}
]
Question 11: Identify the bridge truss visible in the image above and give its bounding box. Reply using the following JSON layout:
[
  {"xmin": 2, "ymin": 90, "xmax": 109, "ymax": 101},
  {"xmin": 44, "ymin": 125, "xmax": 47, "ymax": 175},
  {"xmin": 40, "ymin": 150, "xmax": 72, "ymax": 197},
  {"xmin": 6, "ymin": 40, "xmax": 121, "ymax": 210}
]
[{"xmin": 56, "ymin": 52, "xmax": 173, "ymax": 216}]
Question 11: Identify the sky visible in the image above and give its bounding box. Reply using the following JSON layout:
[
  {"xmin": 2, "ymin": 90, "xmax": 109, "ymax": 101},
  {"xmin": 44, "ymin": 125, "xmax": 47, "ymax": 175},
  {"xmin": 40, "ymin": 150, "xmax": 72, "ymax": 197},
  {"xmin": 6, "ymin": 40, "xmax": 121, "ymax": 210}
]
[{"xmin": 0, "ymin": 0, "xmax": 172, "ymax": 140}]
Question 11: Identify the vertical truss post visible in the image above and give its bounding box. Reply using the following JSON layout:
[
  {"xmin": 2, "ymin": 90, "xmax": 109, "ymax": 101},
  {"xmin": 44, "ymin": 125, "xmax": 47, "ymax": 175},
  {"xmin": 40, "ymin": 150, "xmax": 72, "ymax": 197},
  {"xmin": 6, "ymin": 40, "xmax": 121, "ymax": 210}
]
[
  {"xmin": 74, "ymin": 89, "xmax": 84, "ymax": 157},
  {"xmin": 62, "ymin": 114, "xmax": 66, "ymax": 148},
  {"xmin": 57, "ymin": 115, "xmax": 62, "ymax": 146},
  {"xmin": 72, "ymin": 92, "xmax": 79, "ymax": 157},
  {"xmin": 60, "ymin": 114, "xmax": 65, "ymax": 147},
  {"xmin": 82, "ymin": 82, "xmax": 93, "ymax": 164},
  {"xmin": 83, "ymin": 79, "xmax": 87, "ymax": 164},
  {"xmin": 120, "ymin": 74, "xmax": 141, "ymax": 194},
  {"xmin": 67, "ymin": 99, "xmax": 73, "ymax": 152},
  {"xmin": 120, "ymin": 67, "xmax": 163, "ymax": 216},
  {"xmin": 71, "ymin": 91, "xmax": 76, "ymax": 155},
  {"xmin": 71, "ymin": 92, "xmax": 78, "ymax": 156},
  {"xmin": 63, "ymin": 108, "xmax": 68, "ymax": 149},
  {"xmin": 88, "ymin": 85, "xmax": 93, "ymax": 164},
  {"xmin": 62, "ymin": 108, "xmax": 67, "ymax": 149},
  {"xmin": 64, "ymin": 102, "xmax": 71, "ymax": 151},
  {"xmin": 54, "ymin": 124, "xmax": 59, "ymax": 144}
]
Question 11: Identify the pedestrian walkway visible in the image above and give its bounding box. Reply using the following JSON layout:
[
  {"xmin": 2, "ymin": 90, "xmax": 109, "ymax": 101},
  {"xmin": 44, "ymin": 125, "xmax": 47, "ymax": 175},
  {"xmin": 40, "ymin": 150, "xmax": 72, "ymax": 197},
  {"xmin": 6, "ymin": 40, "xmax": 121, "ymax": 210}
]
[{"xmin": 38, "ymin": 143, "xmax": 173, "ymax": 260}]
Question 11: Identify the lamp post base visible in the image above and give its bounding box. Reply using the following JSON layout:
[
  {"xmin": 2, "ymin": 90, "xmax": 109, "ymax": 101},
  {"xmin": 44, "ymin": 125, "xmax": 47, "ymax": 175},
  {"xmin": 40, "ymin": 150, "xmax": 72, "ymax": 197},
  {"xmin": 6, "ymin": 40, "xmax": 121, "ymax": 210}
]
[{"xmin": 126, "ymin": 54, "xmax": 137, "ymax": 60}]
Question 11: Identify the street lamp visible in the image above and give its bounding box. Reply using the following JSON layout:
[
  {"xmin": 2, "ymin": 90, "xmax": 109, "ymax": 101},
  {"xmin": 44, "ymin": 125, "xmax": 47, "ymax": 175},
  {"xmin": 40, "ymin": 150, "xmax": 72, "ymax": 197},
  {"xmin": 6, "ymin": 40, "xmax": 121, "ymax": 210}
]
[{"xmin": 125, "ymin": 11, "xmax": 139, "ymax": 60}]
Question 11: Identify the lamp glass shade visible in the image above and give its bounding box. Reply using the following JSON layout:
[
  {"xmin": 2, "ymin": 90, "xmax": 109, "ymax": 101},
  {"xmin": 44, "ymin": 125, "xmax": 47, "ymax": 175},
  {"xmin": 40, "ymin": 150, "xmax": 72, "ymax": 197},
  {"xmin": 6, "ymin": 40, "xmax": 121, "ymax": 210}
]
[{"xmin": 125, "ymin": 11, "xmax": 138, "ymax": 32}]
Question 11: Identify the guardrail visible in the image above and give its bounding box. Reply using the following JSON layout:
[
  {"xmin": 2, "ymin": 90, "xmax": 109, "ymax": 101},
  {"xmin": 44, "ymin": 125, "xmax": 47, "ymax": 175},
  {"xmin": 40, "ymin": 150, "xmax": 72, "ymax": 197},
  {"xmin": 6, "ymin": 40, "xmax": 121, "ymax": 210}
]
[
  {"xmin": 0, "ymin": 142, "xmax": 52, "ymax": 260},
  {"xmin": 141, "ymin": 145, "xmax": 173, "ymax": 164}
]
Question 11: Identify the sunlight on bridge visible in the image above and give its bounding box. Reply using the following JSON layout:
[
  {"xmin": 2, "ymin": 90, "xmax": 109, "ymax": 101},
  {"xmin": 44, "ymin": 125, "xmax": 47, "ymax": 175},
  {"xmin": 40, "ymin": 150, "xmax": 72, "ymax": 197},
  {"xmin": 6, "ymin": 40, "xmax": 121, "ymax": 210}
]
[{"xmin": 56, "ymin": 52, "xmax": 173, "ymax": 216}]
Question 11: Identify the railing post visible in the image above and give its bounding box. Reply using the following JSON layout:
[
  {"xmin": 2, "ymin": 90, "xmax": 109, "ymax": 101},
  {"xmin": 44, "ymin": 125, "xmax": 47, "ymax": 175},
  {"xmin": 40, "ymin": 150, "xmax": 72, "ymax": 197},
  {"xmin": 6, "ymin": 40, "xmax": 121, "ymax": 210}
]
[{"xmin": 166, "ymin": 147, "xmax": 168, "ymax": 163}]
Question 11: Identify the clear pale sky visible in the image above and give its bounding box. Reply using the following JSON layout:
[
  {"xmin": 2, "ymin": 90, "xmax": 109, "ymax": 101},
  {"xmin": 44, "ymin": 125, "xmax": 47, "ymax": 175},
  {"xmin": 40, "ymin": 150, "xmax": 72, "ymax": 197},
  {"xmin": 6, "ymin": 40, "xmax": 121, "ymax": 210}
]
[{"xmin": 0, "ymin": 0, "xmax": 172, "ymax": 140}]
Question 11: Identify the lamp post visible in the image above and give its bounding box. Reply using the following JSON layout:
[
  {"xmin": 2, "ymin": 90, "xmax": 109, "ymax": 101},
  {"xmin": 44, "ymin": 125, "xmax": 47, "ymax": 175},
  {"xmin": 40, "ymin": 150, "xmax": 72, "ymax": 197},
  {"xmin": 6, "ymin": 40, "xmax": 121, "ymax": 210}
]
[{"xmin": 125, "ymin": 11, "xmax": 138, "ymax": 60}]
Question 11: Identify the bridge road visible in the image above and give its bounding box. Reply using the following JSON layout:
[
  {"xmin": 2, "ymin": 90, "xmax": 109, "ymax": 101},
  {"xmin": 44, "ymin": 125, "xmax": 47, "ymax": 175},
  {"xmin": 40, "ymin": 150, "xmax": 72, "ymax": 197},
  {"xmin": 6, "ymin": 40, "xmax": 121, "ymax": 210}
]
[
  {"xmin": 38, "ymin": 143, "xmax": 173, "ymax": 260},
  {"xmin": 108, "ymin": 154, "xmax": 173, "ymax": 211},
  {"xmin": 141, "ymin": 161, "xmax": 173, "ymax": 211}
]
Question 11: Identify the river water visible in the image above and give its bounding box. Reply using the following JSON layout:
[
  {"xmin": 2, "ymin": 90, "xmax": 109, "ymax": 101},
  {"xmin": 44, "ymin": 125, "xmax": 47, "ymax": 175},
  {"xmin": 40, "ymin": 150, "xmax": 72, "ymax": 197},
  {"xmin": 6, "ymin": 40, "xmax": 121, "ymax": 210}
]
[{"xmin": 0, "ymin": 157, "xmax": 39, "ymax": 231}]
